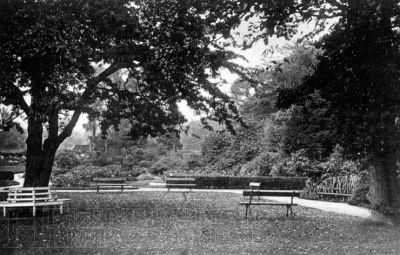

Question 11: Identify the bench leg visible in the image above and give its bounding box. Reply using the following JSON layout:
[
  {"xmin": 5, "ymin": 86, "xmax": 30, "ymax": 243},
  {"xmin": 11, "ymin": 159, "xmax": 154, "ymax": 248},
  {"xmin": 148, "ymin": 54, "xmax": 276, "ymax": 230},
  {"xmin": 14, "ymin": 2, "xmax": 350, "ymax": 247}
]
[
  {"xmin": 182, "ymin": 192, "xmax": 187, "ymax": 202},
  {"xmin": 286, "ymin": 205, "xmax": 294, "ymax": 217},
  {"xmin": 60, "ymin": 205, "xmax": 64, "ymax": 215},
  {"xmin": 33, "ymin": 206, "xmax": 36, "ymax": 217},
  {"xmin": 121, "ymin": 185, "xmax": 124, "ymax": 193},
  {"xmin": 245, "ymin": 205, "xmax": 249, "ymax": 219},
  {"xmin": 3, "ymin": 207, "xmax": 6, "ymax": 217}
]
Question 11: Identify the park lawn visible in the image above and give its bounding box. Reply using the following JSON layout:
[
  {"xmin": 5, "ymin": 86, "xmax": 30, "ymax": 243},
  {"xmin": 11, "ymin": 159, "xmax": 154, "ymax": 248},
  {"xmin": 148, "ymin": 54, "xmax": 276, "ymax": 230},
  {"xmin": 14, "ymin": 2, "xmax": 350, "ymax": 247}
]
[{"xmin": 0, "ymin": 191, "xmax": 399, "ymax": 255}]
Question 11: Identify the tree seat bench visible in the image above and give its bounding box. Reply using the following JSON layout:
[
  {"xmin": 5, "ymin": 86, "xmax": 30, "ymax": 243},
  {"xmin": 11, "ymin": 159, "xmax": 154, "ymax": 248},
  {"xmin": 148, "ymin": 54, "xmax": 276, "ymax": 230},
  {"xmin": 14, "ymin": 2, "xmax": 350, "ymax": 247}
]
[
  {"xmin": 0, "ymin": 187, "xmax": 71, "ymax": 217},
  {"xmin": 91, "ymin": 177, "xmax": 137, "ymax": 193},
  {"xmin": 239, "ymin": 182, "xmax": 301, "ymax": 218}
]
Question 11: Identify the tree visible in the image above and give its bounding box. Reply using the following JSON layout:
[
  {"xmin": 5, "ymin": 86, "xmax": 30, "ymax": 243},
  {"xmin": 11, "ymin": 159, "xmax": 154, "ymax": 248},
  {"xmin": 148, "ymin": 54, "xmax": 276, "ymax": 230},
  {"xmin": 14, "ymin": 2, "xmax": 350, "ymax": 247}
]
[
  {"xmin": 0, "ymin": 0, "xmax": 244, "ymax": 187},
  {"xmin": 242, "ymin": 0, "xmax": 400, "ymax": 213},
  {"xmin": 234, "ymin": 42, "xmax": 321, "ymax": 122},
  {"xmin": 270, "ymin": 92, "xmax": 336, "ymax": 160}
]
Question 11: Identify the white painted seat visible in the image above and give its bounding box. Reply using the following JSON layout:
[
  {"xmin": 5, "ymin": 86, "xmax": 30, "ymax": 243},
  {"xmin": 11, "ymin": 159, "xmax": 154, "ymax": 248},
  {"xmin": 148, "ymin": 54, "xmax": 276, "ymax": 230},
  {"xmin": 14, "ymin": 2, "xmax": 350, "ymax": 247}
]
[{"xmin": 0, "ymin": 187, "xmax": 71, "ymax": 217}]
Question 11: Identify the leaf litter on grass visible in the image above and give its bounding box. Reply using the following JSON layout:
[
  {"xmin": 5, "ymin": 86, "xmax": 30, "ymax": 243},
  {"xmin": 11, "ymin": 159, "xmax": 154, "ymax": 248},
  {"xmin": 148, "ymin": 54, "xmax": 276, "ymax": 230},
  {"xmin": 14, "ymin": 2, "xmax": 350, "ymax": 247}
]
[{"xmin": 1, "ymin": 191, "xmax": 400, "ymax": 254}]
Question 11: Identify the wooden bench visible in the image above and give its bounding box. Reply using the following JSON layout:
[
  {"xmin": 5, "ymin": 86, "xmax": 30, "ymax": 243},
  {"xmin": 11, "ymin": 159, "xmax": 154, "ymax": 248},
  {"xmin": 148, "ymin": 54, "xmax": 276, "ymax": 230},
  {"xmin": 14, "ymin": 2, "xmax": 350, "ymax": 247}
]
[
  {"xmin": 165, "ymin": 177, "xmax": 196, "ymax": 191},
  {"xmin": 165, "ymin": 177, "xmax": 196, "ymax": 201},
  {"xmin": 0, "ymin": 187, "xmax": 71, "ymax": 217},
  {"xmin": 92, "ymin": 177, "xmax": 136, "ymax": 193},
  {"xmin": 239, "ymin": 182, "xmax": 301, "ymax": 218}
]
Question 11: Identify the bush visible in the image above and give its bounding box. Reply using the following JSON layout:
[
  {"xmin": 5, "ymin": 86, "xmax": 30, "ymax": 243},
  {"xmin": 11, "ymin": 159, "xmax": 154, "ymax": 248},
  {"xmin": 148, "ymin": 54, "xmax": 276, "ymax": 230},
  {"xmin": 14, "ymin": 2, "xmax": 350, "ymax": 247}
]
[
  {"xmin": 136, "ymin": 172, "xmax": 154, "ymax": 181},
  {"xmin": 55, "ymin": 150, "xmax": 80, "ymax": 169},
  {"xmin": 199, "ymin": 123, "xmax": 265, "ymax": 175},
  {"xmin": 186, "ymin": 159, "xmax": 202, "ymax": 169},
  {"xmin": 51, "ymin": 165, "xmax": 139, "ymax": 187},
  {"xmin": 149, "ymin": 157, "xmax": 182, "ymax": 175},
  {"xmin": 240, "ymin": 151, "xmax": 279, "ymax": 176},
  {"xmin": 271, "ymin": 149, "xmax": 315, "ymax": 177}
]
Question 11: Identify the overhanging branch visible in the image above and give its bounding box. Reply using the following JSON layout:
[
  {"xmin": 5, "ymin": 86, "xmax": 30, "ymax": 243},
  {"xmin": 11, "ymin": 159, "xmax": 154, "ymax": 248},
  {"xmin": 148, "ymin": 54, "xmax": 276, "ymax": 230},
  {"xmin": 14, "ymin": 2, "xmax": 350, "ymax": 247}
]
[
  {"xmin": 55, "ymin": 62, "xmax": 125, "ymax": 145},
  {"xmin": 2, "ymin": 83, "xmax": 30, "ymax": 115}
]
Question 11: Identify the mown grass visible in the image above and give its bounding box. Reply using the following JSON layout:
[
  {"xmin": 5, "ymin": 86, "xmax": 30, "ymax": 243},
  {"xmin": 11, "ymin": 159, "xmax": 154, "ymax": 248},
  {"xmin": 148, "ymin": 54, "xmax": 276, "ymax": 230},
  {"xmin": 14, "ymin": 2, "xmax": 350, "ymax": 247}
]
[{"xmin": 1, "ymin": 191, "xmax": 399, "ymax": 255}]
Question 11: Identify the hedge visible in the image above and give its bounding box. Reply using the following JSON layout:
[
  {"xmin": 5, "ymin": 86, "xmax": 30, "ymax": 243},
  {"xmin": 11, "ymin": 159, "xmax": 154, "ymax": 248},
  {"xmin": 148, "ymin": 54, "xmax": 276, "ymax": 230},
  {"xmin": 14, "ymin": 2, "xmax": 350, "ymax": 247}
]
[{"xmin": 167, "ymin": 176, "xmax": 306, "ymax": 190}]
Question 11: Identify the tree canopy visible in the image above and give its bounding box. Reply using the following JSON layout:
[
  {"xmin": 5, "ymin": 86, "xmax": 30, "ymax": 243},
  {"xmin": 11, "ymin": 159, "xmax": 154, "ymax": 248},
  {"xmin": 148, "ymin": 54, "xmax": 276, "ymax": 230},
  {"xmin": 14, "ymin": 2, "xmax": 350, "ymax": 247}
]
[{"xmin": 0, "ymin": 0, "xmax": 246, "ymax": 186}]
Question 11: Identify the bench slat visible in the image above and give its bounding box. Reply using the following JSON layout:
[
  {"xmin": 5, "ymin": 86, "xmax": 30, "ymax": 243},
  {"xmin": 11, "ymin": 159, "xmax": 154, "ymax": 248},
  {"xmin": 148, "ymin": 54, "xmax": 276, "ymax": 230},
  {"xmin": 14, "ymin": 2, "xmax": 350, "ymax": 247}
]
[
  {"xmin": 166, "ymin": 184, "xmax": 196, "ymax": 187},
  {"xmin": 93, "ymin": 177, "xmax": 126, "ymax": 183},
  {"xmin": 239, "ymin": 202, "xmax": 298, "ymax": 206},
  {"xmin": 94, "ymin": 183, "xmax": 132, "ymax": 186},
  {"xmin": 8, "ymin": 197, "xmax": 55, "ymax": 202},
  {"xmin": 8, "ymin": 192, "xmax": 53, "ymax": 196},
  {"xmin": 166, "ymin": 178, "xmax": 195, "ymax": 181},
  {"xmin": 243, "ymin": 190, "xmax": 301, "ymax": 197},
  {"xmin": 9, "ymin": 187, "xmax": 51, "ymax": 191},
  {"xmin": 165, "ymin": 178, "xmax": 195, "ymax": 185}
]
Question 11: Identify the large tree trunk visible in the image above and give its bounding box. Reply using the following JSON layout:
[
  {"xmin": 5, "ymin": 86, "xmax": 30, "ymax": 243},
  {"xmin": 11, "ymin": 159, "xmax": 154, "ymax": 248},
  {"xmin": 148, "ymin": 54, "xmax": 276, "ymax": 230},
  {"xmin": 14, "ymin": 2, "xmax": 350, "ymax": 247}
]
[
  {"xmin": 368, "ymin": 116, "xmax": 400, "ymax": 220},
  {"xmin": 23, "ymin": 113, "xmax": 59, "ymax": 187},
  {"xmin": 24, "ymin": 115, "xmax": 46, "ymax": 187},
  {"xmin": 369, "ymin": 152, "xmax": 400, "ymax": 211}
]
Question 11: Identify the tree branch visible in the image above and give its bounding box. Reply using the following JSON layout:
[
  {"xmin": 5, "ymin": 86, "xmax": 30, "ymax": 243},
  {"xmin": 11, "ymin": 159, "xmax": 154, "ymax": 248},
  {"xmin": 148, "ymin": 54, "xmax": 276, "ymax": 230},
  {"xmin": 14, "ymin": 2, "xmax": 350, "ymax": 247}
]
[
  {"xmin": 55, "ymin": 62, "xmax": 124, "ymax": 145},
  {"xmin": 2, "ymin": 84, "xmax": 30, "ymax": 115}
]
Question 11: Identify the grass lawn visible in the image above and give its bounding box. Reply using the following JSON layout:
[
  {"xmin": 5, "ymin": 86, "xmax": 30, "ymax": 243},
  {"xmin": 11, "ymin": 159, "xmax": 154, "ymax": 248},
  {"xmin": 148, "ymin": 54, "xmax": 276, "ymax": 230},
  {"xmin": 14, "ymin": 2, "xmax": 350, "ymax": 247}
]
[{"xmin": 0, "ymin": 191, "xmax": 399, "ymax": 255}]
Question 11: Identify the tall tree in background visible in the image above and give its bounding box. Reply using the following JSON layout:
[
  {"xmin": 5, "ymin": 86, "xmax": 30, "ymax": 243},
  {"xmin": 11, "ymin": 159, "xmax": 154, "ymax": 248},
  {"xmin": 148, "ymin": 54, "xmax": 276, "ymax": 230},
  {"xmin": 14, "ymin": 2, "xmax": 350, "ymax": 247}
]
[
  {"xmin": 0, "ymin": 0, "xmax": 244, "ymax": 187},
  {"xmin": 241, "ymin": 0, "xmax": 400, "ymax": 213}
]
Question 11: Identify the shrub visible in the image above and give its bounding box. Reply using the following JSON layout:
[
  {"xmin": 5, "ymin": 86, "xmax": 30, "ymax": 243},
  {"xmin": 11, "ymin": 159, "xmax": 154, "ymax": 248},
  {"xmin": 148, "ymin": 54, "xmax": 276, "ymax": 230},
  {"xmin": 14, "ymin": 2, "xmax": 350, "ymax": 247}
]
[
  {"xmin": 271, "ymin": 149, "xmax": 315, "ymax": 177},
  {"xmin": 136, "ymin": 172, "xmax": 154, "ymax": 181},
  {"xmin": 186, "ymin": 159, "xmax": 202, "ymax": 169},
  {"xmin": 149, "ymin": 157, "xmax": 182, "ymax": 175},
  {"xmin": 55, "ymin": 150, "xmax": 80, "ymax": 169},
  {"xmin": 240, "ymin": 151, "xmax": 279, "ymax": 176},
  {"xmin": 200, "ymin": 132, "xmax": 231, "ymax": 163},
  {"xmin": 51, "ymin": 165, "xmax": 139, "ymax": 187}
]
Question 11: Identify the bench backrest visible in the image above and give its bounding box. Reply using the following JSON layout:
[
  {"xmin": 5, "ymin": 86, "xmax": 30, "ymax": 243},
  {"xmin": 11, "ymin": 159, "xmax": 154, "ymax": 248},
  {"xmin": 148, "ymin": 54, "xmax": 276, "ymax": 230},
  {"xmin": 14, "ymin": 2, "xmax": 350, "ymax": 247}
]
[
  {"xmin": 165, "ymin": 178, "xmax": 196, "ymax": 184},
  {"xmin": 92, "ymin": 177, "xmax": 126, "ymax": 183},
  {"xmin": 7, "ymin": 187, "xmax": 57, "ymax": 203},
  {"xmin": 243, "ymin": 190, "xmax": 301, "ymax": 197}
]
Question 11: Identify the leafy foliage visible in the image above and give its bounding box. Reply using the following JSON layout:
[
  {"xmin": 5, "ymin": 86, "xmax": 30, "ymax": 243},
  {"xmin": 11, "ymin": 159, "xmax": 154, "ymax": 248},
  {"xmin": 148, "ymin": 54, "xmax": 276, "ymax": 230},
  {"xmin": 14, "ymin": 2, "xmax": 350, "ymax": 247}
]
[
  {"xmin": 0, "ymin": 128, "xmax": 26, "ymax": 151},
  {"xmin": 51, "ymin": 165, "xmax": 138, "ymax": 187},
  {"xmin": 148, "ymin": 157, "xmax": 183, "ymax": 175},
  {"xmin": 199, "ymin": 122, "xmax": 265, "ymax": 175},
  {"xmin": 270, "ymin": 92, "xmax": 336, "ymax": 160},
  {"xmin": 54, "ymin": 150, "xmax": 80, "ymax": 170},
  {"xmin": 0, "ymin": 0, "xmax": 245, "ymax": 186}
]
